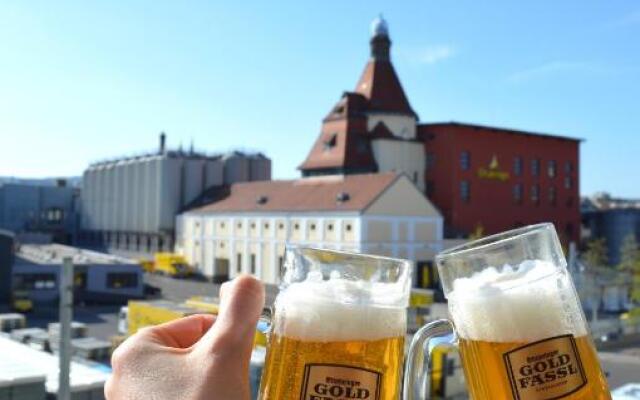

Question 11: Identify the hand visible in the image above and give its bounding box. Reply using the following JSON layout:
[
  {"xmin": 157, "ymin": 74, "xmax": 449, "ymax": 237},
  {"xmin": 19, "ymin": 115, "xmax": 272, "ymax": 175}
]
[{"xmin": 105, "ymin": 275, "xmax": 265, "ymax": 400}]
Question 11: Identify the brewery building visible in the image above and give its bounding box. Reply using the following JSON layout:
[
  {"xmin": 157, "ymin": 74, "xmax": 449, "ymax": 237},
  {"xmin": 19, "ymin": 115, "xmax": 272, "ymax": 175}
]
[
  {"xmin": 299, "ymin": 16, "xmax": 581, "ymax": 244},
  {"xmin": 80, "ymin": 133, "xmax": 271, "ymax": 253},
  {"xmin": 176, "ymin": 172, "xmax": 444, "ymax": 285}
]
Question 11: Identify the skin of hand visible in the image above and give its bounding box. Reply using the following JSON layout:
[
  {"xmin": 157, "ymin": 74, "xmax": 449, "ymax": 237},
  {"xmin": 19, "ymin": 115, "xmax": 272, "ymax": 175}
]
[{"xmin": 105, "ymin": 275, "xmax": 265, "ymax": 400}]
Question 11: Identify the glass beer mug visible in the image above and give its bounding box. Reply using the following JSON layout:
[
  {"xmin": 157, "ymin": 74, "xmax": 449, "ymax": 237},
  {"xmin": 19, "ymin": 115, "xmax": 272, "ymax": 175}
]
[
  {"xmin": 405, "ymin": 223, "xmax": 611, "ymax": 400},
  {"xmin": 258, "ymin": 247, "xmax": 411, "ymax": 400}
]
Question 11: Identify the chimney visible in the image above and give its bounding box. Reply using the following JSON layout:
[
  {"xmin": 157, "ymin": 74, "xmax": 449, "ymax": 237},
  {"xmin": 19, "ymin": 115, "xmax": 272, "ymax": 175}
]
[{"xmin": 159, "ymin": 132, "xmax": 166, "ymax": 155}]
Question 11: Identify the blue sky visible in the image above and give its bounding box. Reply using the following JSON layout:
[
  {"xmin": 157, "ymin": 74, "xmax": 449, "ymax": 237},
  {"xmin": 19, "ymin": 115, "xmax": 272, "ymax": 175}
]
[{"xmin": 0, "ymin": 1, "xmax": 638, "ymax": 197}]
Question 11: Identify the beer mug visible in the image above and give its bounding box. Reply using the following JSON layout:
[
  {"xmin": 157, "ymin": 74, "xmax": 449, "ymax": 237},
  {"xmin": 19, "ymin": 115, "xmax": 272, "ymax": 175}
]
[
  {"xmin": 405, "ymin": 223, "xmax": 611, "ymax": 400},
  {"xmin": 258, "ymin": 247, "xmax": 412, "ymax": 400}
]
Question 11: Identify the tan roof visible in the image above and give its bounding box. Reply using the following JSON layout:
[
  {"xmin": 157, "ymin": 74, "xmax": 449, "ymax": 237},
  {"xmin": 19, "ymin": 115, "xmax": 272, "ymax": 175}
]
[{"xmin": 189, "ymin": 173, "xmax": 400, "ymax": 213}]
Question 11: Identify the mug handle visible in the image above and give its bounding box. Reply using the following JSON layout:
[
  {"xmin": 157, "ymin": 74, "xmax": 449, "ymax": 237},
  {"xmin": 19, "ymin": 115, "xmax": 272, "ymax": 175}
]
[{"xmin": 403, "ymin": 319, "xmax": 457, "ymax": 400}]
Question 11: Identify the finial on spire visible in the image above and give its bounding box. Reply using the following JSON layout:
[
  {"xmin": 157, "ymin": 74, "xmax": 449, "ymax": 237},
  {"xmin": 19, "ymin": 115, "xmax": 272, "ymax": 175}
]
[
  {"xmin": 370, "ymin": 14, "xmax": 389, "ymax": 38},
  {"xmin": 369, "ymin": 15, "xmax": 391, "ymax": 61}
]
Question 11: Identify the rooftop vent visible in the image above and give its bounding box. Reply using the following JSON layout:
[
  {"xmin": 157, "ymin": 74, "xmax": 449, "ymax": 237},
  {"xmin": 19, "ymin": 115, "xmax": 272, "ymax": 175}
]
[
  {"xmin": 336, "ymin": 192, "xmax": 350, "ymax": 203},
  {"xmin": 257, "ymin": 195, "xmax": 268, "ymax": 205}
]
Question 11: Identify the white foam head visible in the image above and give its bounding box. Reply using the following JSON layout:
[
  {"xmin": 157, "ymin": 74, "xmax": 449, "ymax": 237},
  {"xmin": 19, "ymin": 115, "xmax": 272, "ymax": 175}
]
[
  {"xmin": 448, "ymin": 260, "xmax": 587, "ymax": 343},
  {"xmin": 274, "ymin": 271, "xmax": 406, "ymax": 342}
]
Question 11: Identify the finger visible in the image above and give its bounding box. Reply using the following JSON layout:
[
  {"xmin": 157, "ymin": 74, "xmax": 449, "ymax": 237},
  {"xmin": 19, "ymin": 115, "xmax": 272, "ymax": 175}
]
[
  {"xmin": 197, "ymin": 275, "xmax": 265, "ymax": 355},
  {"xmin": 143, "ymin": 313, "xmax": 216, "ymax": 348}
]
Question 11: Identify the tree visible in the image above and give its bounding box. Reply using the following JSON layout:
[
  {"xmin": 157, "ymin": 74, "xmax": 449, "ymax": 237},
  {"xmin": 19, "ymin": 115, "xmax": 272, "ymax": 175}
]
[
  {"xmin": 618, "ymin": 234, "xmax": 640, "ymax": 273},
  {"xmin": 582, "ymin": 237, "xmax": 609, "ymax": 268}
]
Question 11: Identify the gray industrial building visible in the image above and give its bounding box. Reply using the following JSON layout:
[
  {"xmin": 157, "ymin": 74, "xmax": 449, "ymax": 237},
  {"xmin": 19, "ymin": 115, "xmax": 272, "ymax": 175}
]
[
  {"xmin": 80, "ymin": 133, "xmax": 271, "ymax": 252},
  {"xmin": 13, "ymin": 244, "xmax": 144, "ymax": 303},
  {"xmin": 0, "ymin": 180, "xmax": 80, "ymax": 244},
  {"xmin": 582, "ymin": 193, "xmax": 640, "ymax": 265},
  {"xmin": 0, "ymin": 230, "xmax": 14, "ymax": 304}
]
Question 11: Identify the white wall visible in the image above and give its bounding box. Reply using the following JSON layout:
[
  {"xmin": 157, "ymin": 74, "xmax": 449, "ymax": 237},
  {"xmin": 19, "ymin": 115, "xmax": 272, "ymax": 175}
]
[
  {"xmin": 178, "ymin": 210, "xmax": 443, "ymax": 285},
  {"xmin": 367, "ymin": 113, "xmax": 417, "ymax": 139},
  {"xmin": 371, "ymin": 139, "xmax": 426, "ymax": 191}
]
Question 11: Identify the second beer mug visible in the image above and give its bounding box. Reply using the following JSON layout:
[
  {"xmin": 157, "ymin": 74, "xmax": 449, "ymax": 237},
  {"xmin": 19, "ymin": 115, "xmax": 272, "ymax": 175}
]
[
  {"xmin": 258, "ymin": 247, "xmax": 412, "ymax": 400},
  {"xmin": 405, "ymin": 223, "xmax": 611, "ymax": 400}
]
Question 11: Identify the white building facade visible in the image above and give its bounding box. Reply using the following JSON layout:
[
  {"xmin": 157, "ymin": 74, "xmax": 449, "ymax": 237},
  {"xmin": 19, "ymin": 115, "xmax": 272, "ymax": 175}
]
[{"xmin": 177, "ymin": 173, "xmax": 443, "ymax": 286}]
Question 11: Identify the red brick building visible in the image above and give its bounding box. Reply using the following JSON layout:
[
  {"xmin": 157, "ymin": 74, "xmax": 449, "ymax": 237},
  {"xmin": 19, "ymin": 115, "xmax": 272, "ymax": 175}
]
[
  {"xmin": 300, "ymin": 17, "xmax": 581, "ymax": 244},
  {"xmin": 419, "ymin": 123, "xmax": 580, "ymax": 243}
]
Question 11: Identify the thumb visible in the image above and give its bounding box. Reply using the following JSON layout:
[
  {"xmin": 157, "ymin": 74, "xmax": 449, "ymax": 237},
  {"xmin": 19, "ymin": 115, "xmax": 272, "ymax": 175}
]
[{"xmin": 197, "ymin": 274, "xmax": 265, "ymax": 356}]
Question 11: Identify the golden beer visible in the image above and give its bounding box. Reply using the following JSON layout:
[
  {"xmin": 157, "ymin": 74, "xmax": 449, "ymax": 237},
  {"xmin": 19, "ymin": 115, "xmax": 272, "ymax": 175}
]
[
  {"xmin": 446, "ymin": 262, "xmax": 612, "ymax": 400},
  {"xmin": 260, "ymin": 333, "xmax": 404, "ymax": 400},
  {"xmin": 458, "ymin": 336, "xmax": 610, "ymax": 400},
  {"xmin": 258, "ymin": 260, "xmax": 409, "ymax": 400}
]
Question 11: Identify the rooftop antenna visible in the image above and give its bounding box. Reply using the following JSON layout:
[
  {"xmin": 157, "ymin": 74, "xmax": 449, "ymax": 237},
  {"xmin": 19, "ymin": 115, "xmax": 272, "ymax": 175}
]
[{"xmin": 189, "ymin": 138, "xmax": 194, "ymax": 155}]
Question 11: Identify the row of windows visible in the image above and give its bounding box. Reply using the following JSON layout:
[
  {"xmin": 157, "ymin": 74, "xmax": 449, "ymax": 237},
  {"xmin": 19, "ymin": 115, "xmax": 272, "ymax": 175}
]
[
  {"xmin": 13, "ymin": 272, "xmax": 138, "ymax": 290},
  {"xmin": 426, "ymin": 151, "xmax": 575, "ymax": 178},
  {"xmin": 197, "ymin": 220, "xmax": 353, "ymax": 233},
  {"xmin": 460, "ymin": 181, "xmax": 574, "ymax": 206}
]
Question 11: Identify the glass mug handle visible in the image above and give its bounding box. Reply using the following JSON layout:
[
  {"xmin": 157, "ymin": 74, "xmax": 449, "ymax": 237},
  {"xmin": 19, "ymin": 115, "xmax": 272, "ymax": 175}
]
[{"xmin": 403, "ymin": 319, "xmax": 457, "ymax": 400}]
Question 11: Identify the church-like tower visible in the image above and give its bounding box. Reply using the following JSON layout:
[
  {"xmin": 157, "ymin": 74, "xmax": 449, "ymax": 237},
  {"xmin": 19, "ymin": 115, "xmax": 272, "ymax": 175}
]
[{"xmin": 299, "ymin": 16, "xmax": 425, "ymax": 190}]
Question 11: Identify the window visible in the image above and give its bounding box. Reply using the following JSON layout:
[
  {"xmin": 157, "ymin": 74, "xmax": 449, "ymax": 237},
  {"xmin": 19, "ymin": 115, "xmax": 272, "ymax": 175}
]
[
  {"xmin": 264, "ymin": 223, "xmax": 270, "ymax": 229},
  {"xmin": 45, "ymin": 207, "xmax": 64, "ymax": 224},
  {"xmin": 14, "ymin": 273, "xmax": 56, "ymax": 290},
  {"xmin": 564, "ymin": 176, "xmax": 572, "ymax": 189},
  {"xmin": 547, "ymin": 160, "xmax": 557, "ymax": 178},
  {"xmin": 564, "ymin": 161, "xmax": 573, "ymax": 174},
  {"xmin": 250, "ymin": 254, "xmax": 256, "ymax": 274},
  {"xmin": 278, "ymin": 223, "xmax": 284, "ymax": 230},
  {"xmin": 220, "ymin": 242, "xmax": 225, "ymax": 248},
  {"xmin": 460, "ymin": 181, "xmax": 470, "ymax": 202},
  {"xmin": 327, "ymin": 224, "xmax": 334, "ymax": 231},
  {"xmin": 220, "ymin": 222, "xmax": 225, "ymax": 228},
  {"xmin": 549, "ymin": 187, "xmax": 557, "ymax": 205},
  {"xmin": 250, "ymin": 222, "xmax": 256, "ymax": 229},
  {"xmin": 513, "ymin": 157, "xmax": 523, "ymax": 176},
  {"xmin": 460, "ymin": 151, "xmax": 471, "ymax": 170},
  {"xmin": 294, "ymin": 223, "xmax": 300, "ymax": 230},
  {"xmin": 531, "ymin": 185, "xmax": 539, "ymax": 203},
  {"xmin": 107, "ymin": 273, "xmax": 138, "ymax": 289},
  {"xmin": 425, "ymin": 152, "xmax": 436, "ymax": 171},
  {"xmin": 323, "ymin": 133, "xmax": 337, "ymax": 151},
  {"xmin": 513, "ymin": 183, "xmax": 523, "ymax": 203},
  {"xmin": 310, "ymin": 224, "xmax": 316, "ymax": 231},
  {"xmin": 237, "ymin": 222, "xmax": 242, "ymax": 229},
  {"xmin": 531, "ymin": 158, "xmax": 540, "ymax": 176},
  {"xmin": 236, "ymin": 254, "xmax": 242, "ymax": 273},
  {"xmin": 278, "ymin": 256, "xmax": 285, "ymax": 276},
  {"xmin": 565, "ymin": 223, "xmax": 574, "ymax": 238},
  {"xmin": 346, "ymin": 224, "xmax": 352, "ymax": 232},
  {"xmin": 195, "ymin": 221, "xmax": 200, "ymax": 228}
]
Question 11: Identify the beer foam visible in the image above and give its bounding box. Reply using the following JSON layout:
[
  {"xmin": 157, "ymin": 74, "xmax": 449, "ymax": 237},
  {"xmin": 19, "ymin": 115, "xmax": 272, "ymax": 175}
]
[
  {"xmin": 448, "ymin": 260, "xmax": 587, "ymax": 343},
  {"xmin": 274, "ymin": 271, "xmax": 406, "ymax": 342}
]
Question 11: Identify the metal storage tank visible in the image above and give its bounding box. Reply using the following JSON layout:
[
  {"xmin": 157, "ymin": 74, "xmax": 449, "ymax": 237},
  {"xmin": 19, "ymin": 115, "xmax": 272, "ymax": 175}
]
[
  {"xmin": 0, "ymin": 230, "xmax": 14, "ymax": 304},
  {"xmin": 184, "ymin": 159, "xmax": 205, "ymax": 206},
  {"xmin": 223, "ymin": 152, "xmax": 250, "ymax": 183},
  {"xmin": 204, "ymin": 158, "xmax": 224, "ymax": 188},
  {"xmin": 250, "ymin": 154, "xmax": 272, "ymax": 181},
  {"xmin": 114, "ymin": 160, "xmax": 126, "ymax": 233},
  {"xmin": 79, "ymin": 134, "xmax": 272, "ymax": 252}
]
